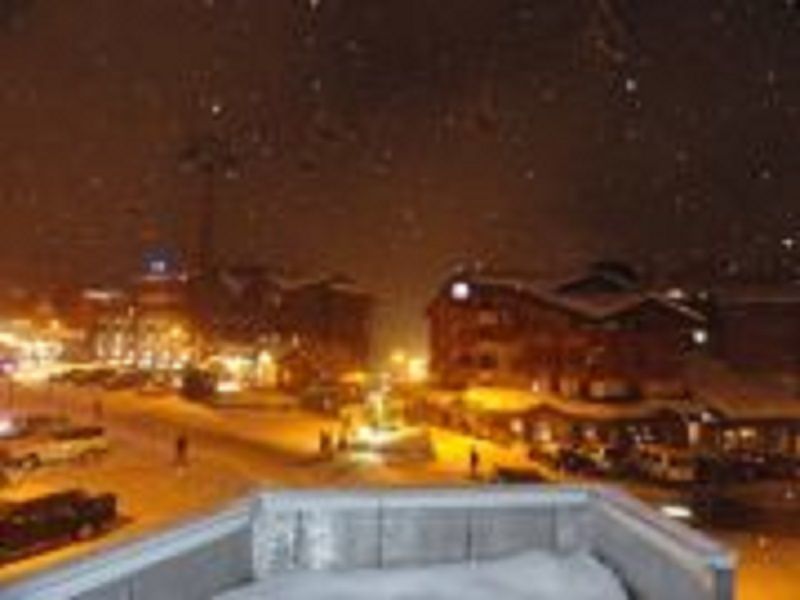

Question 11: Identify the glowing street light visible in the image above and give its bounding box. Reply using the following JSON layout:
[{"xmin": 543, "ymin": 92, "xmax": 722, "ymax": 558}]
[
  {"xmin": 390, "ymin": 349, "xmax": 408, "ymax": 366},
  {"xmin": 406, "ymin": 357, "xmax": 428, "ymax": 384}
]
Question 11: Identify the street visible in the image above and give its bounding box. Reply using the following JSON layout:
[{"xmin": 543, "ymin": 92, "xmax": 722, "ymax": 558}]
[{"xmin": 1, "ymin": 382, "xmax": 799, "ymax": 598}]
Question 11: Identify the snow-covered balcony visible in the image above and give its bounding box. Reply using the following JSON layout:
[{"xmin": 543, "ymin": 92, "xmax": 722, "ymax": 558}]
[{"xmin": 0, "ymin": 486, "xmax": 735, "ymax": 600}]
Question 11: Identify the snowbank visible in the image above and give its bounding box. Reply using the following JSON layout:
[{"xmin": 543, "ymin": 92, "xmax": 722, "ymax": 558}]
[{"xmin": 216, "ymin": 550, "xmax": 627, "ymax": 600}]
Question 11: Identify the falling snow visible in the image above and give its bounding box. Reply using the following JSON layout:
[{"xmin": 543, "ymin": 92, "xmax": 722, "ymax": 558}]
[{"xmin": 0, "ymin": 1, "xmax": 795, "ymax": 348}]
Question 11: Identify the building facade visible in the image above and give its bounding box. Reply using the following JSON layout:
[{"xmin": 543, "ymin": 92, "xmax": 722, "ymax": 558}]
[
  {"xmin": 428, "ymin": 267, "xmax": 705, "ymax": 401},
  {"xmin": 88, "ymin": 263, "xmax": 193, "ymax": 370}
]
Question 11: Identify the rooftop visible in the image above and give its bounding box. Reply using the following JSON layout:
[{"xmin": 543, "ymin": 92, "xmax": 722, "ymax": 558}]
[{"xmin": 442, "ymin": 269, "xmax": 706, "ymax": 324}]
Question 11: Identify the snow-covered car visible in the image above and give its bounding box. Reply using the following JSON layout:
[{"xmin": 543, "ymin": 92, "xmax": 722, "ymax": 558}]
[{"xmin": 0, "ymin": 426, "xmax": 109, "ymax": 469}]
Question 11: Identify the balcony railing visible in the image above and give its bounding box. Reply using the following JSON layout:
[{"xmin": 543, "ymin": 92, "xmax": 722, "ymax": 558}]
[{"xmin": 0, "ymin": 486, "xmax": 735, "ymax": 600}]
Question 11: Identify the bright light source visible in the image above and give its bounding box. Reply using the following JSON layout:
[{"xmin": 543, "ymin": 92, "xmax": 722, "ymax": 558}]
[
  {"xmin": 660, "ymin": 504, "xmax": 693, "ymax": 521},
  {"xmin": 0, "ymin": 361, "xmax": 17, "ymax": 375},
  {"xmin": 692, "ymin": 329, "xmax": 709, "ymax": 346},
  {"xmin": 149, "ymin": 259, "xmax": 168, "ymax": 274},
  {"xmin": 0, "ymin": 418, "xmax": 16, "ymax": 438},
  {"xmin": 665, "ymin": 287, "xmax": 687, "ymax": 301},
  {"xmin": 407, "ymin": 357, "xmax": 428, "ymax": 384},
  {"xmin": 216, "ymin": 379, "xmax": 241, "ymax": 394},
  {"xmin": 390, "ymin": 350, "xmax": 407, "ymax": 366},
  {"xmin": 341, "ymin": 370, "xmax": 368, "ymax": 385},
  {"xmin": 450, "ymin": 281, "xmax": 471, "ymax": 301}
]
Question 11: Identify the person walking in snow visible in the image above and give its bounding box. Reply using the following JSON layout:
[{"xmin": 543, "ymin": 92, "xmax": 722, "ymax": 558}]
[
  {"xmin": 469, "ymin": 445, "xmax": 481, "ymax": 480},
  {"xmin": 175, "ymin": 433, "xmax": 189, "ymax": 467}
]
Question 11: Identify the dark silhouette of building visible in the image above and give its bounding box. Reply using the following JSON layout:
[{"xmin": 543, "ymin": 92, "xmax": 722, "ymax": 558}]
[
  {"xmin": 187, "ymin": 268, "xmax": 373, "ymax": 387},
  {"xmin": 709, "ymin": 285, "xmax": 800, "ymax": 378},
  {"xmin": 279, "ymin": 276, "xmax": 373, "ymax": 388}
]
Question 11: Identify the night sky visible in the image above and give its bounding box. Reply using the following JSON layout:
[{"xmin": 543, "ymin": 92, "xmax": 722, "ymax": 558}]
[{"xmin": 0, "ymin": 1, "xmax": 797, "ymax": 352}]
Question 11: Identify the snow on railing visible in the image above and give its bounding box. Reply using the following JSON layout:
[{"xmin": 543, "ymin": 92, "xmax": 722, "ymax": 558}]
[{"xmin": 0, "ymin": 486, "xmax": 735, "ymax": 600}]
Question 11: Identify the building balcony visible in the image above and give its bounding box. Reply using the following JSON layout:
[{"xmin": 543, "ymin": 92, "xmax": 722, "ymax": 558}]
[{"xmin": 0, "ymin": 486, "xmax": 734, "ymax": 600}]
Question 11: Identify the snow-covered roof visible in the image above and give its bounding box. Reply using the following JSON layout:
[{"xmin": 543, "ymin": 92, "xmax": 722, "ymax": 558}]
[
  {"xmin": 685, "ymin": 358, "xmax": 800, "ymax": 421},
  {"xmin": 445, "ymin": 271, "xmax": 705, "ymax": 324},
  {"xmin": 457, "ymin": 387, "xmax": 701, "ymax": 421},
  {"xmin": 712, "ymin": 284, "xmax": 800, "ymax": 306}
]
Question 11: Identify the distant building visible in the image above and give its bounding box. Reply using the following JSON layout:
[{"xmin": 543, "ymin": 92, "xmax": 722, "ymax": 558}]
[
  {"xmin": 84, "ymin": 287, "xmax": 135, "ymax": 364},
  {"xmin": 82, "ymin": 259, "xmax": 374, "ymax": 383},
  {"xmin": 187, "ymin": 265, "xmax": 284, "ymax": 346},
  {"xmin": 279, "ymin": 276, "xmax": 373, "ymax": 388},
  {"xmin": 428, "ymin": 265, "xmax": 705, "ymax": 401},
  {"xmin": 88, "ymin": 258, "xmax": 193, "ymax": 370},
  {"xmin": 187, "ymin": 268, "xmax": 373, "ymax": 387},
  {"xmin": 131, "ymin": 261, "xmax": 192, "ymax": 370},
  {"xmin": 709, "ymin": 285, "xmax": 800, "ymax": 379}
]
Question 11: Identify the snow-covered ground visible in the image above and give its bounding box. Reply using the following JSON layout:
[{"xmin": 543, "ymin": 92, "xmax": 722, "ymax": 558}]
[
  {"xmin": 2, "ymin": 382, "xmax": 798, "ymax": 599},
  {"xmin": 216, "ymin": 550, "xmax": 627, "ymax": 600}
]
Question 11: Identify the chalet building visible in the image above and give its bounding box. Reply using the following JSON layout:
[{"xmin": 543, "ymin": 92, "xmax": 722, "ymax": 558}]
[
  {"xmin": 188, "ymin": 268, "xmax": 374, "ymax": 387},
  {"xmin": 428, "ymin": 265, "xmax": 706, "ymax": 401}
]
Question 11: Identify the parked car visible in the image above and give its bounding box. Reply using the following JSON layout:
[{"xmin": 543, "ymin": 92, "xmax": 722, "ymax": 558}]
[
  {"xmin": 527, "ymin": 440, "xmax": 561, "ymax": 466},
  {"xmin": 0, "ymin": 426, "xmax": 109, "ymax": 469},
  {"xmin": 0, "ymin": 489, "xmax": 117, "ymax": 563},
  {"xmin": 67, "ymin": 368, "xmax": 117, "ymax": 387},
  {"xmin": 557, "ymin": 446, "xmax": 603, "ymax": 476},
  {"xmin": 138, "ymin": 377, "xmax": 171, "ymax": 396},
  {"xmin": 18, "ymin": 414, "xmax": 71, "ymax": 437},
  {"xmin": 636, "ymin": 445, "xmax": 696, "ymax": 484},
  {"xmin": 0, "ymin": 414, "xmax": 71, "ymax": 442},
  {"xmin": 490, "ymin": 464, "xmax": 551, "ymax": 484},
  {"xmin": 761, "ymin": 453, "xmax": 800, "ymax": 480},
  {"xmin": 181, "ymin": 368, "xmax": 217, "ymax": 401},
  {"xmin": 103, "ymin": 371, "xmax": 147, "ymax": 391}
]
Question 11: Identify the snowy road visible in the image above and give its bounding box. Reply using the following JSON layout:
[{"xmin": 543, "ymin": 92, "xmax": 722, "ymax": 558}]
[{"xmin": 2, "ymin": 382, "xmax": 799, "ymax": 598}]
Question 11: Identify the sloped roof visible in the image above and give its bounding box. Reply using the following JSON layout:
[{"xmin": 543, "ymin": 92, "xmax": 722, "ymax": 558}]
[
  {"xmin": 455, "ymin": 387, "xmax": 703, "ymax": 421},
  {"xmin": 447, "ymin": 271, "xmax": 705, "ymax": 324},
  {"xmin": 685, "ymin": 358, "xmax": 800, "ymax": 420},
  {"xmin": 711, "ymin": 284, "xmax": 800, "ymax": 306}
]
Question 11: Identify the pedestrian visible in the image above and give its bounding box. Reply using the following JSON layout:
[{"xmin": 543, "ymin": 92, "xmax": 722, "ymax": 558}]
[
  {"xmin": 319, "ymin": 430, "xmax": 333, "ymax": 458},
  {"xmin": 469, "ymin": 445, "xmax": 481, "ymax": 480},
  {"xmin": 175, "ymin": 433, "xmax": 189, "ymax": 468},
  {"xmin": 318, "ymin": 429, "xmax": 327, "ymax": 456}
]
